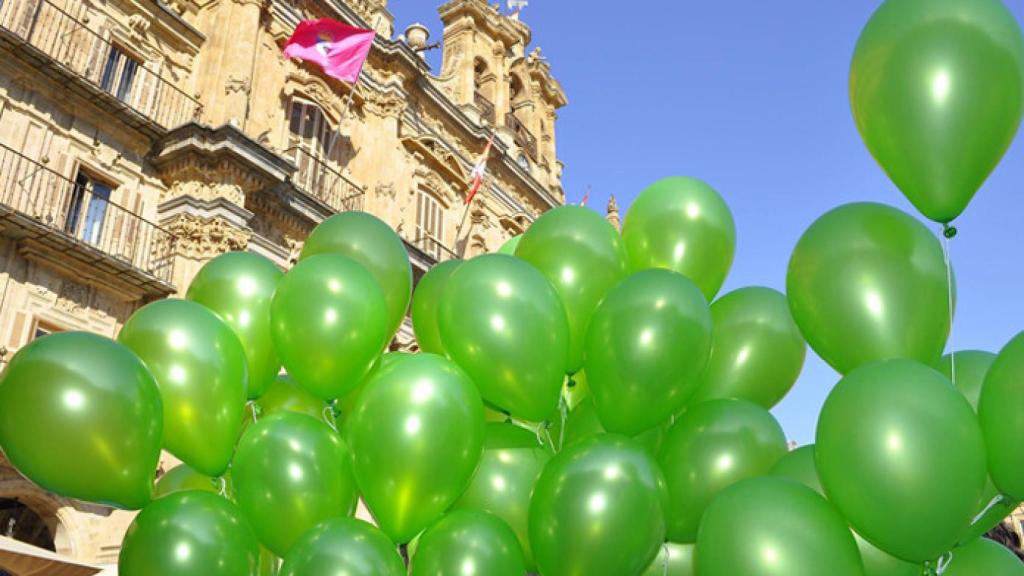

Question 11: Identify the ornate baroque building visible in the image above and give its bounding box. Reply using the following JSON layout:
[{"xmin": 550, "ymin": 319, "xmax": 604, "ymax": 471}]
[{"xmin": 0, "ymin": 0, "xmax": 566, "ymax": 571}]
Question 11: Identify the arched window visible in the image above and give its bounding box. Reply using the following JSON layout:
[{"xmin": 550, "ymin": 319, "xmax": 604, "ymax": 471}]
[
  {"xmin": 287, "ymin": 97, "xmax": 342, "ymax": 200},
  {"xmin": 473, "ymin": 58, "xmax": 496, "ymax": 123},
  {"xmin": 0, "ymin": 498, "xmax": 56, "ymax": 551},
  {"xmin": 509, "ymin": 74, "xmax": 526, "ymax": 105}
]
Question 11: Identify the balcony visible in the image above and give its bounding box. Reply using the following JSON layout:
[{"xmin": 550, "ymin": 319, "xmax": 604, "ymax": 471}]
[
  {"xmin": 505, "ymin": 112, "xmax": 538, "ymax": 161},
  {"xmin": 0, "ymin": 0, "xmax": 201, "ymax": 138},
  {"xmin": 474, "ymin": 91, "xmax": 496, "ymax": 125},
  {"xmin": 285, "ymin": 147, "xmax": 365, "ymax": 214},
  {"xmin": 403, "ymin": 232, "xmax": 458, "ymax": 270},
  {"xmin": 0, "ymin": 142, "xmax": 177, "ymax": 298}
]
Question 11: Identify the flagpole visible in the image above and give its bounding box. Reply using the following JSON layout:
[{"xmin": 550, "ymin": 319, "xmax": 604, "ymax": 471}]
[{"xmin": 455, "ymin": 130, "xmax": 495, "ymax": 258}]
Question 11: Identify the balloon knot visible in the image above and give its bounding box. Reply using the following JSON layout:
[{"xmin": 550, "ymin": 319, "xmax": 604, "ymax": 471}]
[
  {"xmin": 566, "ymin": 375, "xmax": 577, "ymax": 388},
  {"xmin": 942, "ymin": 224, "xmax": 958, "ymax": 239}
]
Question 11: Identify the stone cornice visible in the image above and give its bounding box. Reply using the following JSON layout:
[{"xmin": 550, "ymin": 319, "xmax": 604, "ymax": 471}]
[
  {"xmin": 438, "ymin": 0, "xmax": 530, "ymax": 49},
  {"xmin": 136, "ymin": 0, "xmax": 207, "ymax": 52},
  {"xmin": 149, "ymin": 123, "xmax": 296, "ymax": 194}
]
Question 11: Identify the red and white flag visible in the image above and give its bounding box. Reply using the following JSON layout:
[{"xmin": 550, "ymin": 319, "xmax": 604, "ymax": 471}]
[
  {"xmin": 283, "ymin": 19, "xmax": 375, "ymax": 83},
  {"xmin": 466, "ymin": 134, "xmax": 495, "ymax": 205}
]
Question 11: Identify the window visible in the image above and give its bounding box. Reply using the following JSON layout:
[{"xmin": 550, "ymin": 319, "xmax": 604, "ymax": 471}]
[
  {"xmin": 66, "ymin": 171, "xmax": 111, "ymax": 245},
  {"xmin": 416, "ymin": 191, "xmax": 444, "ymax": 261},
  {"xmin": 100, "ymin": 45, "xmax": 140, "ymax": 102},
  {"xmin": 288, "ymin": 98, "xmax": 336, "ymax": 160},
  {"xmin": 0, "ymin": 498, "xmax": 56, "ymax": 552},
  {"xmin": 32, "ymin": 320, "xmax": 61, "ymax": 341}
]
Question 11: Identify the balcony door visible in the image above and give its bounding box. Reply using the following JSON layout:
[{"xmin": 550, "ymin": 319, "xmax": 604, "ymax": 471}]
[
  {"xmin": 287, "ymin": 98, "xmax": 340, "ymax": 194},
  {"xmin": 100, "ymin": 44, "xmax": 140, "ymax": 103},
  {"xmin": 415, "ymin": 190, "xmax": 445, "ymax": 261},
  {"xmin": 66, "ymin": 171, "xmax": 111, "ymax": 245}
]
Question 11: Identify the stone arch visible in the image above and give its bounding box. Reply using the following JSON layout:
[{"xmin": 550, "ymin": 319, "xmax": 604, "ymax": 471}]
[
  {"xmin": 0, "ymin": 465, "xmax": 85, "ymax": 558},
  {"xmin": 473, "ymin": 57, "xmax": 496, "ymax": 104}
]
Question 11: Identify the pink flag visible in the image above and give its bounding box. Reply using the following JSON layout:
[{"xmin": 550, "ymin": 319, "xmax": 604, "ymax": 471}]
[
  {"xmin": 283, "ymin": 19, "xmax": 375, "ymax": 83},
  {"xmin": 466, "ymin": 134, "xmax": 495, "ymax": 205}
]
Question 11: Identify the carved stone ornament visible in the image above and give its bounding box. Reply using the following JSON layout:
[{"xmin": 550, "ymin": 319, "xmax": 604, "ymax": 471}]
[
  {"xmin": 225, "ymin": 75, "xmax": 252, "ymax": 96},
  {"xmin": 363, "ymin": 90, "xmax": 406, "ymax": 119},
  {"xmin": 128, "ymin": 14, "xmax": 151, "ymax": 40},
  {"xmin": 376, "ymin": 182, "xmax": 397, "ymax": 200},
  {"xmin": 164, "ymin": 214, "xmax": 251, "ymax": 259}
]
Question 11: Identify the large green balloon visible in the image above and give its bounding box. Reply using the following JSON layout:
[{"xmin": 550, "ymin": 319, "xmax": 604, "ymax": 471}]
[
  {"xmin": 497, "ymin": 234, "xmax": 522, "ymax": 255},
  {"xmin": 345, "ymin": 353, "xmax": 485, "ymax": 543},
  {"xmin": 0, "ymin": 332, "xmax": 161, "ymax": 509},
  {"xmin": 439, "ymin": 254, "xmax": 569, "ymax": 421},
  {"xmin": 279, "ymin": 518, "xmax": 405, "ymax": 576},
  {"xmin": 454, "ymin": 423, "xmax": 551, "ymax": 570},
  {"xmin": 935, "ymin": 350, "xmax": 1017, "ymax": 545},
  {"xmin": 787, "ymin": 203, "xmax": 952, "ymax": 374},
  {"xmin": 119, "ymin": 491, "xmax": 259, "ymax": 576},
  {"xmin": 690, "ymin": 287, "xmax": 806, "ymax": 408},
  {"xmin": 154, "ymin": 464, "xmax": 220, "ymax": 499},
  {"xmin": 410, "ymin": 509, "xmax": 527, "ymax": 576},
  {"xmin": 119, "ymin": 299, "xmax": 247, "ymax": 477},
  {"xmin": 769, "ymin": 446, "xmax": 922, "ymax": 576},
  {"xmin": 186, "ymin": 251, "xmax": 282, "ymax": 399},
  {"xmin": 816, "ymin": 360, "xmax": 987, "ymax": 563},
  {"xmin": 515, "ymin": 205, "xmax": 629, "ymax": 373},
  {"xmin": 271, "ymin": 254, "xmax": 389, "ymax": 401},
  {"xmin": 641, "ymin": 543, "xmax": 695, "ymax": 576},
  {"xmin": 979, "ymin": 332, "xmax": 1024, "ymax": 501},
  {"xmin": 529, "ymin": 434, "xmax": 668, "ymax": 576},
  {"xmin": 696, "ymin": 477, "xmax": 864, "ymax": 576},
  {"xmin": 938, "ymin": 350, "xmax": 997, "ymax": 411},
  {"xmin": 233, "ymin": 412, "xmax": 359, "ymax": 557},
  {"xmin": 621, "ymin": 176, "xmax": 736, "ymax": 300},
  {"xmin": 945, "ymin": 537, "xmax": 1024, "ymax": 576},
  {"xmin": 411, "ymin": 259, "xmax": 461, "ymax": 356},
  {"xmin": 850, "ymin": 0, "xmax": 1024, "ymax": 224},
  {"xmin": 658, "ymin": 398, "xmax": 787, "ymax": 542},
  {"xmin": 299, "ymin": 211, "xmax": 412, "ymax": 337},
  {"xmin": 585, "ymin": 269, "xmax": 712, "ymax": 434}
]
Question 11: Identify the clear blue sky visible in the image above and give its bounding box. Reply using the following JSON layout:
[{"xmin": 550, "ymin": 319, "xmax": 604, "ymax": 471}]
[{"xmin": 391, "ymin": 1, "xmax": 1024, "ymax": 444}]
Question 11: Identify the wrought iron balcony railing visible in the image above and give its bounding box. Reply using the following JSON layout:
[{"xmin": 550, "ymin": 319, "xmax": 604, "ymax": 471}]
[
  {"xmin": 0, "ymin": 0, "xmax": 201, "ymax": 131},
  {"xmin": 0, "ymin": 142, "xmax": 176, "ymax": 283},
  {"xmin": 474, "ymin": 91, "xmax": 496, "ymax": 125},
  {"xmin": 405, "ymin": 232, "xmax": 458, "ymax": 265},
  {"xmin": 505, "ymin": 112, "xmax": 538, "ymax": 160},
  {"xmin": 285, "ymin": 147, "xmax": 365, "ymax": 213}
]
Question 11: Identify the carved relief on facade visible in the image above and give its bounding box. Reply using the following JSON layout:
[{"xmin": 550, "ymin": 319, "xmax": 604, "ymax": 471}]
[
  {"xmin": 362, "ymin": 89, "xmax": 406, "ymax": 120},
  {"xmin": 163, "ymin": 213, "xmax": 251, "ymax": 260}
]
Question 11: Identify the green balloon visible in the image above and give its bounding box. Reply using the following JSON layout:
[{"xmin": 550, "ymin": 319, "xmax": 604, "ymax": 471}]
[
  {"xmin": 622, "ymin": 176, "xmax": 736, "ymax": 300},
  {"xmin": 256, "ymin": 374, "xmax": 330, "ymax": 422},
  {"xmin": 816, "ymin": 360, "xmax": 987, "ymax": 563},
  {"xmin": 585, "ymin": 269, "xmax": 712, "ymax": 434},
  {"xmin": 935, "ymin": 350, "xmax": 1017, "ymax": 544},
  {"xmin": 410, "ymin": 509, "xmax": 527, "ymax": 576},
  {"xmin": 938, "ymin": 350, "xmax": 997, "ymax": 411},
  {"xmin": 690, "ymin": 287, "xmax": 806, "ymax": 408},
  {"xmin": 497, "ymin": 234, "xmax": 522, "ymax": 255},
  {"xmin": 945, "ymin": 537, "xmax": 1024, "ymax": 576},
  {"xmin": 529, "ymin": 434, "xmax": 668, "ymax": 576},
  {"xmin": 271, "ymin": 254, "xmax": 389, "ymax": 401},
  {"xmin": 769, "ymin": 446, "xmax": 922, "ymax": 576},
  {"xmin": 979, "ymin": 332, "xmax": 1024, "ymax": 501},
  {"xmin": 696, "ymin": 477, "xmax": 864, "ymax": 576},
  {"xmin": 850, "ymin": 0, "xmax": 1024, "ymax": 224},
  {"xmin": 411, "ymin": 259, "xmax": 461, "ymax": 356},
  {"xmin": 233, "ymin": 412, "xmax": 359, "ymax": 557},
  {"xmin": 454, "ymin": 423, "xmax": 551, "ymax": 570},
  {"xmin": 641, "ymin": 543, "xmax": 695, "ymax": 576},
  {"xmin": 154, "ymin": 464, "xmax": 220, "ymax": 499},
  {"xmin": 563, "ymin": 397, "xmax": 666, "ymax": 457},
  {"xmin": 300, "ymin": 211, "xmax": 412, "ymax": 337},
  {"xmin": 659, "ymin": 398, "xmax": 788, "ymax": 542},
  {"xmin": 279, "ymin": 518, "xmax": 405, "ymax": 576},
  {"xmin": 439, "ymin": 254, "xmax": 569, "ymax": 421},
  {"xmin": 516, "ymin": 205, "xmax": 629, "ymax": 373},
  {"xmin": 0, "ymin": 332, "xmax": 162, "ymax": 509},
  {"xmin": 119, "ymin": 299, "xmax": 247, "ymax": 477},
  {"xmin": 119, "ymin": 491, "xmax": 260, "ymax": 576},
  {"xmin": 345, "ymin": 353, "xmax": 485, "ymax": 543},
  {"xmin": 186, "ymin": 251, "xmax": 283, "ymax": 399},
  {"xmin": 787, "ymin": 203, "xmax": 952, "ymax": 374}
]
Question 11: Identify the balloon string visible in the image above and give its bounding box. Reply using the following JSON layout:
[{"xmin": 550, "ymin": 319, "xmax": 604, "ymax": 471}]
[
  {"xmin": 941, "ymin": 226, "xmax": 956, "ymax": 388},
  {"xmin": 971, "ymin": 493, "xmax": 1005, "ymax": 526},
  {"xmin": 542, "ymin": 422, "xmax": 555, "ymax": 453},
  {"xmin": 557, "ymin": 393, "xmax": 568, "ymax": 453},
  {"xmin": 936, "ymin": 551, "xmax": 953, "ymax": 575},
  {"xmin": 248, "ymin": 401, "xmax": 259, "ymax": 424},
  {"xmin": 323, "ymin": 401, "xmax": 338, "ymax": 432},
  {"xmin": 217, "ymin": 476, "xmax": 227, "ymax": 497},
  {"xmin": 661, "ymin": 541, "xmax": 670, "ymax": 576}
]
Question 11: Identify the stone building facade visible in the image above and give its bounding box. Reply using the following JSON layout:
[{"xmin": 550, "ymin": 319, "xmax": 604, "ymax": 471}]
[{"xmin": 0, "ymin": 0, "xmax": 566, "ymax": 570}]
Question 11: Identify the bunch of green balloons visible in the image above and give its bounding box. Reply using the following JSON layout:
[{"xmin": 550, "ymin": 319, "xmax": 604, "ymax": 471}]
[{"xmin": 0, "ymin": 1, "xmax": 1021, "ymax": 575}]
